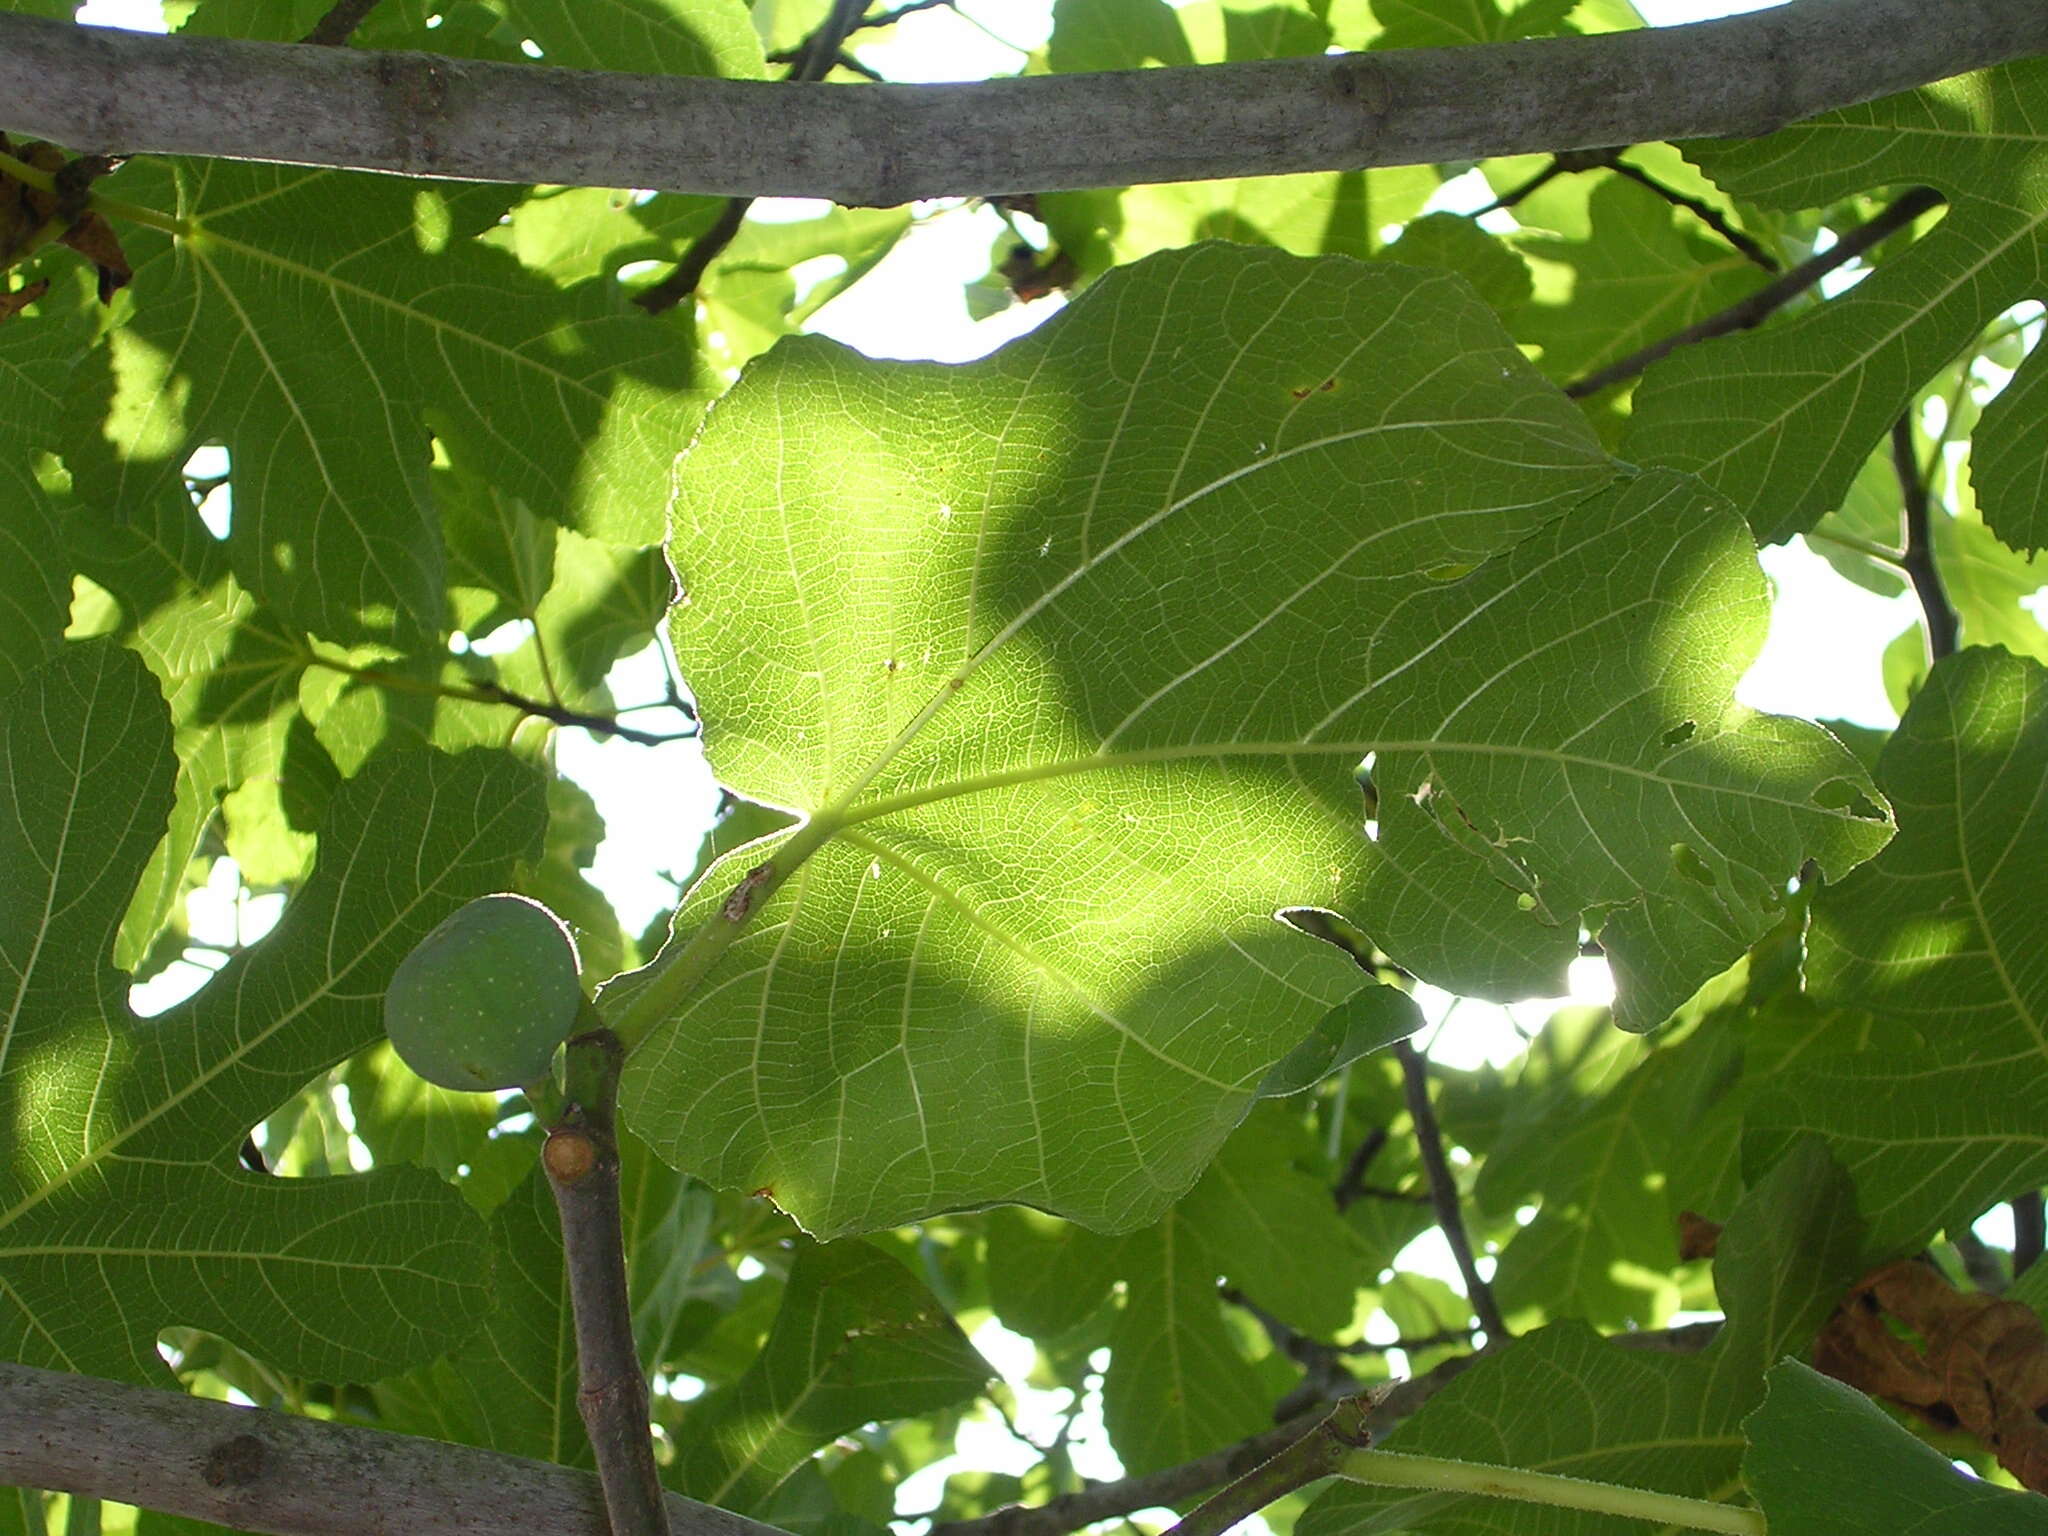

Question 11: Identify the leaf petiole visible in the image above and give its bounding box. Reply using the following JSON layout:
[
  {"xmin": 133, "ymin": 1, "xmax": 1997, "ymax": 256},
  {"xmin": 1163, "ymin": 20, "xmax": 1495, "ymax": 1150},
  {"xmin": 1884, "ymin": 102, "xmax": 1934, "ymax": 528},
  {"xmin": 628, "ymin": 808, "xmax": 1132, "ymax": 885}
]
[
  {"xmin": 0, "ymin": 147, "xmax": 186, "ymax": 238},
  {"xmin": 1340, "ymin": 1449, "xmax": 1764, "ymax": 1534},
  {"xmin": 603, "ymin": 810, "xmax": 844, "ymax": 1054}
]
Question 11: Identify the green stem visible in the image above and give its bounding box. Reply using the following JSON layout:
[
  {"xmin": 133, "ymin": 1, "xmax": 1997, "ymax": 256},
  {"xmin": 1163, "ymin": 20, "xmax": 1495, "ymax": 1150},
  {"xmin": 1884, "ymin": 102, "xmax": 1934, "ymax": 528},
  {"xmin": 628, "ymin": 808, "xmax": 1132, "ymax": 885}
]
[
  {"xmin": 79, "ymin": 191, "xmax": 185, "ymax": 237},
  {"xmin": 0, "ymin": 148, "xmax": 186, "ymax": 237},
  {"xmin": 1340, "ymin": 1450, "xmax": 1764, "ymax": 1534},
  {"xmin": 1803, "ymin": 528, "xmax": 1905, "ymax": 568},
  {"xmin": 605, "ymin": 812, "xmax": 843, "ymax": 1053},
  {"xmin": 0, "ymin": 147, "xmax": 55, "ymax": 193},
  {"xmin": 1162, "ymin": 1399, "xmax": 1372, "ymax": 1536}
]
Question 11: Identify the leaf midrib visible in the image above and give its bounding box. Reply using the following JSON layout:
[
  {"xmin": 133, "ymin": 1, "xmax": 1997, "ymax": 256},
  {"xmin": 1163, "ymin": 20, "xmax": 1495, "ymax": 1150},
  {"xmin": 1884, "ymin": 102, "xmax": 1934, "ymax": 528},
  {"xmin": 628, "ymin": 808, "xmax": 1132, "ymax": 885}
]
[{"xmin": 833, "ymin": 738, "xmax": 1876, "ymax": 830}]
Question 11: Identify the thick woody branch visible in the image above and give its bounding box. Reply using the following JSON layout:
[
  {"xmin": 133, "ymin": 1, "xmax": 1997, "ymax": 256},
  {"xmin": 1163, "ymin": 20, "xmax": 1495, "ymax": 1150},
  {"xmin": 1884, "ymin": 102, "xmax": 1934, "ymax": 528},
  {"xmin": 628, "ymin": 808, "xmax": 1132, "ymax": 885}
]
[
  {"xmin": 2, "ymin": 1, "xmax": 2046, "ymax": 205},
  {"xmin": 0, "ymin": 1359, "xmax": 782, "ymax": 1536}
]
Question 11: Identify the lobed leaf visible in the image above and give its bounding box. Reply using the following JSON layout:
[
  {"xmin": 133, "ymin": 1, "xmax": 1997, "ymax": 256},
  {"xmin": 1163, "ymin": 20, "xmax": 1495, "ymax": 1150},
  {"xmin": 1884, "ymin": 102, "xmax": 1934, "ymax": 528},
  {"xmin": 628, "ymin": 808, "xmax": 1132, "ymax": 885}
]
[
  {"xmin": 671, "ymin": 1239, "xmax": 990, "ymax": 1513},
  {"xmin": 64, "ymin": 159, "xmax": 707, "ymax": 640},
  {"xmin": 1298, "ymin": 1138, "xmax": 1865, "ymax": 1535},
  {"xmin": 1626, "ymin": 60, "xmax": 2048, "ymax": 548},
  {"xmin": 1101, "ymin": 1208, "xmax": 1271, "ymax": 1477},
  {"xmin": 0, "ymin": 642, "xmax": 547, "ymax": 1382},
  {"xmin": 1764, "ymin": 647, "xmax": 2048, "ymax": 1250},
  {"xmin": 615, "ymin": 245, "xmax": 1888, "ymax": 1239}
]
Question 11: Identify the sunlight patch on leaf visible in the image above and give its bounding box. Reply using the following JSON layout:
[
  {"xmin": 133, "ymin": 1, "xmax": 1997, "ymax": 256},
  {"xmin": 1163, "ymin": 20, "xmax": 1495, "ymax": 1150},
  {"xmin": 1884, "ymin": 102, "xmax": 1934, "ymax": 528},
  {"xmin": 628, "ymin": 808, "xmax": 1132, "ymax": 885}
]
[{"xmin": 612, "ymin": 246, "xmax": 1889, "ymax": 1239}]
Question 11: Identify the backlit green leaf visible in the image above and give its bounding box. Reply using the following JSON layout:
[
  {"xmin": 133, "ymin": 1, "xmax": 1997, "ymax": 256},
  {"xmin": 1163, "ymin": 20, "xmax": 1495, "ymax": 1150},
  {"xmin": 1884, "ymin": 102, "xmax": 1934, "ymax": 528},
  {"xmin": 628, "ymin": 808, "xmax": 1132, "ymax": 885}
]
[
  {"xmin": 614, "ymin": 245, "xmax": 1889, "ymax": 1239},
  {"xmin": 1102, "ymin": 1208, "xmax": 1271, "ymax": 1477},
  {"xmin": 0, "ymin": 642, "xmax": 547, "ymax": 1382},
  {"xmin": 1768, "ymin": 647, "xmax": 2048, "ymax": 1249},
  {"xmin": 65, "ymin": 159, "xmax": 705, "ymax": 639},
  {"xmin": 672, "ymin": 1240, "xmax": 989, "ymax": 1513},
  {"xmin": 1627, "ymin": 61, "xmax": 2048, "ymax": 546},
  {"xmin": 1298, "ymin": 1138, "xmax": 1863, "ymax": 1534}
]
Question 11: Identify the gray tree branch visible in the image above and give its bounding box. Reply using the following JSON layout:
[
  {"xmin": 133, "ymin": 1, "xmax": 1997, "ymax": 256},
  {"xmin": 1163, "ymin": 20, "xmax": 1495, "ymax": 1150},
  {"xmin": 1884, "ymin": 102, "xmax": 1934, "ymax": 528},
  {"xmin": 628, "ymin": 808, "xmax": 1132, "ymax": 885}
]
[
  {"xmin": 0, "ymin": 1359, "xmax": 781, "ymax": 1536},
  {"xmin": 1, "ymin": 0, "xmax": 2044, "ymax": 205}
]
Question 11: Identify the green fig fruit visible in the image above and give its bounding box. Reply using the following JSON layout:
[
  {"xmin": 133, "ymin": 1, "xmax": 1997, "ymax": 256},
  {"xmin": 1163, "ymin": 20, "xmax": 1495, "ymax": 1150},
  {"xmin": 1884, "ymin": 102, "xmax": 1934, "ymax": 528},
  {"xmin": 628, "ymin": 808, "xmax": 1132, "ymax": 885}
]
[{"xmin": 384, "ymin": 893, "xmax": 582, "ymax": 1092}]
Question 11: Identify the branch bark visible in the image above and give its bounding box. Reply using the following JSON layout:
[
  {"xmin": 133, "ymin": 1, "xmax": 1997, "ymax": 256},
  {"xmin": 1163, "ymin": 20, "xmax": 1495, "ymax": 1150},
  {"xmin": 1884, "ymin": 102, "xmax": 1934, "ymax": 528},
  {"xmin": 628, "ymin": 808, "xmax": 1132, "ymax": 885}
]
[
  {"xmin": 0, "ymin": 1359, "xmax": 783, "ymax": 1536},
  {"xmin": 1564, "ymin": 185, "xmax": 1944, "ymax": 398},
  {"xmin": 1394, "ymin": 1038, "xmax": 1507, "ymax": 1341},
  {"xmin": 545, "ymin": 1030, "xmax": 666, "ymax": 1536},
  {"xmin": 1891, "ymin": 413, "xmax": 1960, "ymax": 662},
  {"xmin": 0, "ymin": 1328, "xmax": 1723, "ymax": 1536},
  {"xmin": 2, "ymin": 0, "xmax": 2045, "ymax": 205}
]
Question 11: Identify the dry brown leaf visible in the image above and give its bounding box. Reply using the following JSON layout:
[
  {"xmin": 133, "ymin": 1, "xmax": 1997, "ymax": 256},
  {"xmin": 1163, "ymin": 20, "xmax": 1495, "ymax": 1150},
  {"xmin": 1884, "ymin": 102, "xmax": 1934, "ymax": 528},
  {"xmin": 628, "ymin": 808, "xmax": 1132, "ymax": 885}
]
[
  {"xmin": 1816, "ymin": 1257, "xmax": 2048, "ymax": 1491},
  {"xmin": 0, "ymin": 134, "xmax": 130, "ymax": 302}
]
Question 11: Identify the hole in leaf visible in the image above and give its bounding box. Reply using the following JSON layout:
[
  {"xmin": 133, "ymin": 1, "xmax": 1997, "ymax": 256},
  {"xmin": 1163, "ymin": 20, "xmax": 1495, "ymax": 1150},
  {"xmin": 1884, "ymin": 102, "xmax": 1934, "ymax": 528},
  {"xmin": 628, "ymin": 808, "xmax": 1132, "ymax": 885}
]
[
  {"xmin": 1811, "ymin": 777, "xmax": 1887, "ymax": 820},
  {"xmin": 1661, "ymin": 719, "xmax": 1696, "ymax": 746},
  {"xmin": 183, "ymin": 443, "xmax": 231, "ymax": 538}
]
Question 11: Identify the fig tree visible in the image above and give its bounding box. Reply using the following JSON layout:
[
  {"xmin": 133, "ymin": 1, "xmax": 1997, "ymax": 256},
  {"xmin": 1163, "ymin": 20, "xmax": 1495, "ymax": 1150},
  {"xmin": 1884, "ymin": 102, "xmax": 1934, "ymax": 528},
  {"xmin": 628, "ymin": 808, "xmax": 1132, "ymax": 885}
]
[{"xmin": 384, "ymin": 893, "xmax": 582, "ymax": 1092}]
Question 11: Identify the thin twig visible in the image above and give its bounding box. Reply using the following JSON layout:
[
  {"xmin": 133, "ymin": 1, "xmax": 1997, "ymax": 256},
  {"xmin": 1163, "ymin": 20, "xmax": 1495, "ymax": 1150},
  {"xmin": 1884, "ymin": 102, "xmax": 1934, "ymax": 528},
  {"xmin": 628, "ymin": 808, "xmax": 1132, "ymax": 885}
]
[
  {"xmin": 1220, "ymin": 1289, "xmax": 1360, "ymax": 1420},
  {"xmin": 1332, "ymin": 1127, "xmax": 1389, "ymax": 1211},
  {"xmin": 1468, "ymin": 158, "xmax": 1569, "ymax": 217},
  {"xmin": 636, "ymin": 0, "xmax": 870, "ymax": 315},
  {"xmin": 1361, "ymin": 1325, "xmax": 1477, "ymax": 1355},
  {"xmin": 545, "ymin": 1030, "xmax": 666, "ymax": 1536},
  {"xmin": 857, "ymin": 0, "xmax": 959, "ymax": 30},
  {"xmin": 301, "ymin": 0, "xmax": 381, "ymax": 46},
  {"xmin": 1349, "ymin": 1184, "xmax": 1434, "ymax": 1205},
  {"xmin": 634, "ymin": 196, "xmax": 751, "ymax": 314},
  {"xmin": 1220, "ymin": 1285, "xmax": 1476, "ymax": 1420},
  {"xmin": 2016, "ymin": 1193, "xmax": 2045, "ymax": 1276},
  {"xmin": 1951, "ymin": 1228, "xmax": 2009, "ymax": 1294},
  {"xmin": 1159, "ymin": 1399, "xmax": 1375, "ymax": 1536},
  {"xmin": 1471, "ymin": 146, "xmax": 1623, "ymax": 216},
  {"xmin": 925, "ymin": 1325, "xmax": 1718, "ymax": 1536},
  {"xmin": 311, "ymin": 654, "xmax": 698, "ymax": 745},
  {"xmin": 929, "ymin": 1412, "xmax": 1330, "ymax": 1536},
  {"xmin": 826, "ymin": 49, "xmax": 885, "ymax": 82},
  {"xmin": 1605, "ymin": 157, "xmax": 1779, "ymax": 271},
  {"xmin": 1565, "ymin": 185, "xmax": 1943, "ymax": 398},
  {"xmin": 474, "ymin": 683, "xmax": 698, "ymax": 745},
  {"xmin": 1394, "ymin": 1038, "xmax": 1507, "ymax": 1341},
  {"xmin": 1890, "ymin": 414, "xmax": 1959, "ymax": 662}
]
